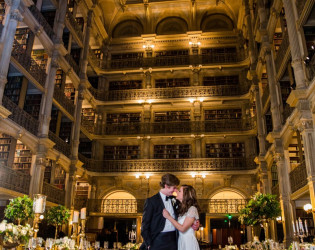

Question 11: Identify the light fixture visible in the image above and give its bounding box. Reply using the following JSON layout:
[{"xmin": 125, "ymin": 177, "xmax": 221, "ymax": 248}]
[
  {"xmin": 189, "ymin": 98, "xmax": 194, "ymax": 103},
  {"xmin": 145, "ymin": 174, "xmax": 150, "ymax": 179},
  {"xmin": 143, "ymin": 44, "xmax": 155, "ymax": 49},
  {"xmin": 276, "ymin": 216, "xmax": 282, "ymax": 223},
  {"xmin": 199, "ymin": 98, "xmax": 204, "ymax": 102},
  {"xmin": 189, "ymin": 41, "xmax": 201, "ymax": 47},
  {"xmin": 138, "ymin": 100, "xmax": 144, "ymax": 104},
  {"xmin": 135, "ymin": 174, "xmax": 140, "ymax": 179},
  {"xmin": 311, "ymin": 45, "xmax": 314, "ymax": 50},
  {"xmin": 303, "ymin": 203, "xmax": 313, "ymax": 214},
  {"xmin": 201, "ymin": 174, "xmax": 206, "ymax": 178},
  {"xmin": 191, "ymin": 173, "xmax": 196, "ymax": 178},
  {"xmin": 147, "ymin": 100, "xmax": 153, "ymax": 104}
]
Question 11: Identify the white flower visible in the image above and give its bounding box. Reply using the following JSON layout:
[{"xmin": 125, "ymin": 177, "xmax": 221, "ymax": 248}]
[
  {"xmin": 21, "ymin": 229, "xmax": 27, "ymax": 236},
  {"xmin": 12, "ymin": 226, "xmax": 18, "ymax": 235},
  {"xmin": 0, "ymin": 221, "xmax": 7, "ymax": 232},
  {"xmin": 7, "ymin": 224, "xmax": 13, "ymax": 231}
]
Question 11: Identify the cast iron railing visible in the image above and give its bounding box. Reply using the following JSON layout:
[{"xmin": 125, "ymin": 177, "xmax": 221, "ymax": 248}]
[
  {"xmin": 206, "ymin": 199, "xmax": 247, "ymax": 214},
  {"xmin": 66, "ymin": 10, "xmax": 84, "ymax": 42},
  {"xmin": 82, "ymin": 158, "xmax": 257, "ymax": 172},
  {"xmin": 29, "ymin": 5, "xmax": 55, "ymax": 40},
  {"xmin": 48, "ymin": 131, "xmax": 71, "ymax": 157},
  {"xmin": 53, "ymin": 86, "xmax": 75, "ymax": 116},
  {"xmin": 289, "ymin": 161, "xmax": 308, "ymax": 193},
  {"xmin": 271, "ymin": 184, "xmax": 279, "ymax": 197},
  {"xmin": 275, "ymin": 32, "xmax": 289, "ymax": 73},
  {"xmin": 65, "ymin": 54, "xmax": 80, "ymax": 76},
  {"xmin": 0, "ymin": 165, "xmax": 30, "ymax": 194},
  {"xmin": 43, "ymin": 182, "xmax": 65, "ymax": 205}
]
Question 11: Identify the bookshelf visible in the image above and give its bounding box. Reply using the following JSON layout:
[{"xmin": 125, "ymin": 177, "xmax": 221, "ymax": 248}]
[
  {"xmin": 154, "ymin": 111, "xmax": 190, "ymax": 122},
  {"xmin": 55, "ymin": 69, "xmax": 65, "ymax": 89},
  {"xmin": 81, "ymin": 108, "xmax": 95, "ymax": 128},
  {"xmin": 4, "ymin": 76, "xmax": 23, "ymax": 104},
  {"xmin": 64, "ymin": 82, "xmax": 75, "ymax": 102},
  {"xmin": 204, "ymin": 109, "xmax": 242, "ymax": 120},
  {"xmin": 154, "ymin": 144, "xmax": 191, "ymax": 159},
  {"xmin": 14, "ymin": 28, "xmax": 30, "ymax": 49},
  {"xmin": 31, "ymin": 49, "xmax": 48, "ymax": 70},
  {"xmin": 109, "ymin": 80, "xmax": 142, "ymax": 90},
  {"xmin": 106, "ymin": 113, "xmax": 141, "ymax": 124},
  {"xmin": 273, "ymin": 33, "xmax": 283, "ymax": 53},
  {"xmin": 0, "ymin": 1, "xmax": 5, "ymax": 27},
  {"xmin": 24, "ymin": 93, "xmax": 42, "ymax": 120},
  {"xmin": 295, "ymin": 209, "xmax": 314, "ymax": 238},
  {"xmin": 206, "ymin": 143, "xmax": 245, "ymax": 158},
  {"xmin": 13, "ymin": 140, "xmax": 32, "ymax": 175},
  {"xmin": 261, "ymin": 73, "xmax": 268, "ymax": 89},
  {"xmin": 0, "ymin": 133, "xmax": 12, "ymax": 167},
  {"xmin": 203, "ymin": 75, "xmax": 239, "ymax": 86},
  {"xmin": 288, "ymin": 143, "xmax": 304, "ymax": 165},
  {"xmin": 155, "ymin": 50, "xmax": 188, "ymax": 57},
  {"xmin": 155, "ymin": 78, "xmax": 190, "ymax": 88},
  {"xmin": 103, "ymin": 146, "xmax": 140, "ymax": 160},
  {"xmin": 265, "ymin": 111, "xmax": 273, "ymax": 134},
  {"xmin": 49, "ymin": 106, "xmax": 59, "ymax": 134},
  {"xmin": 54, "ymin": 164, "xmax": 66, "ymax": 189},
  {"xmin": 271, "ymin": 163, "xmax": 278, "ymax": 187},
  {"xmin": 76, "ymin": 182, "xmax": 90, "ymax": 197},
  {"xmin": 44, "ymin": 159, "xmax": 52, "ymax": 183},
  {"xmin": 59, "ymin": 119, "xmax": 72, "ymax": 143},
  {"xmin": 111, "ymin": 52, "xmax": 143, "ymax": 60}
]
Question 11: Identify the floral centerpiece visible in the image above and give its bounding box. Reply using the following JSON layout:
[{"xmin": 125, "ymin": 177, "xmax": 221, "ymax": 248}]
[
  {"xmin": 46, "ymin": 205, "xmax": 70, "ymax": 239},
  {"xmin": 238, "ymin": 193, "xmax": 281, "ymax": 226},
  {"xmin": 0, "ymin": 220, "xmax": 33, "ymax": 247},
  {"xmin": 52, "ymin": 236, "xmax": 77, "ymax": 250},
  {"xmin": 4, "ymin": 195, "xmax": 33, "ymax": 225}
]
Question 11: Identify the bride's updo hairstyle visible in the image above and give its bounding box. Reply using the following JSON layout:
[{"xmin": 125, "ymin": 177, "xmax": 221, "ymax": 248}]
[{"xmin": 178, "ymin": 185, "xmax": 200, "ymax": 216}]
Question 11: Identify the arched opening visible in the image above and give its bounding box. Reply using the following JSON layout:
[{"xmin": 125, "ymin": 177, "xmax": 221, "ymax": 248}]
[
  {"xmin": 102, "ymin": 191, "xmax": 137, "ymax": 213},
  {"xmin": 112, "ymin": 20, "xmax": 143, "ymax": 38},
  {"xmin": 156, "ymin": 17, "xmax": 188, "ymax": 35},
  {"xmin": 201, "ymin": 14, "xmax": 234, "ymax": 32}
]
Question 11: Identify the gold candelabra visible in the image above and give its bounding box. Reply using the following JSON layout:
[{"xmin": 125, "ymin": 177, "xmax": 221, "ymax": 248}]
[{"xmin": 71, "ymin": 222, "xmax": 78, "ymax": 241}]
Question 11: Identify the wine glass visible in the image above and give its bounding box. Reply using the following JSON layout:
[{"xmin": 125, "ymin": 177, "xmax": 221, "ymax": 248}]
[{"xmin": 228, "ymin": 236, "xmax": 233, "ymax": 246}]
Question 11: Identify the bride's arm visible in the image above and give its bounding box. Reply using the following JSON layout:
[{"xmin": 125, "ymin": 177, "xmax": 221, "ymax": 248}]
[{"xmin": 162, "ymin": 209, "xmax": 195, "ymax": 233}]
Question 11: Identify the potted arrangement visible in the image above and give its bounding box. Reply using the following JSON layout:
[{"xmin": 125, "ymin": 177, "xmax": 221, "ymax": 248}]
[
  {"xmin": 4, "ymin": 195, "xmax": 33, "ymax": 225},
  {"xmin": 238, "ymin": 193, "xmax": 281, "ymax": 238},
  {"xmin": 46, "ymin": 205, "xmax": 70, "ymax": 239}
]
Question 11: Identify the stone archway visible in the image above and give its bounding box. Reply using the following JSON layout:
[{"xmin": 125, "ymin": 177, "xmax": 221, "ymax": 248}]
[{"xmin": 102, "ymin": 190, "xmax": 137, "ymax": 214}]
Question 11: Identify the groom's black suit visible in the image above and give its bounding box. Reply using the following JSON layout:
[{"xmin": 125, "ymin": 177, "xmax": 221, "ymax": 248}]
[{"xmin": 140, "ymin": 192, "xmax": 178, "ymax": 250}]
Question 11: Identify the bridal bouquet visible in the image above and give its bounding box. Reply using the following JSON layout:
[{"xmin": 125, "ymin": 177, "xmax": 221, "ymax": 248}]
[{"xmin": 0, "ymin": 220, "xmax": 33, "ymax": 244}]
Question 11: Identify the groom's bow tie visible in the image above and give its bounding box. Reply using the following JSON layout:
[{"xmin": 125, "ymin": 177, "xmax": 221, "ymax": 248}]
[{"xmin": 166, "ymin": 195, "xmax": 175, "ymax": 201}]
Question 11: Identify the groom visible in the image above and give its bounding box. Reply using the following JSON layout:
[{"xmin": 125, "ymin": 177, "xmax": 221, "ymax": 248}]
[{"xmin": 140, "ymin": 173, "xmax": 199, "ymax": 250}]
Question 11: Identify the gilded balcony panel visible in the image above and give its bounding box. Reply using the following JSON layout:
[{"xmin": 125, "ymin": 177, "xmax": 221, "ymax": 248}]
[
  {"xmin": 0, "ymin": 166, "xmax": 30, "ymax": 194},
  {"xmin": 43, "ymin": 182, "xmax": 65, "ymax": 205},
  {"xmin": 289, "ymin": 161, "xmax": 308, "ymax": 193},
  {"xmin": 83, "ymin": 158, "xmax": 256, "ymax": 172},
  {"xmin": 207, "ymin": 199, "xmax": 247, "ymax": 214},
  {"xmin": 2, "ymin": 96, "xmax": 39, "ymax": 136}
]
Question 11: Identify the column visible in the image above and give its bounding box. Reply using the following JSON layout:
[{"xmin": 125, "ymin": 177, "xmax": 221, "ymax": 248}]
[
  {"xmin": 136, "ymin": 216, "xmax": 142, "ymax": 243},
  {"xmin": 191, "ymin": 67, "xmax": 201, "ymax": 86},
  {"xmin": 144, "ymin": 69, "xmax": 152, "ymax": 88},
  {"xmin": 244, "ymin": 0, "xmax": 257, "ymax": 66},
  {"xmin": 195, "ymin": 136, "xmax": 202, "ymax": 158},
  {"xmin": 282, "ymin": 0, "xmax": 307, "ymax": 89},
  {"xmin": 29, "ymin": 145, "xmax": 47, "ymax": 195},
  {"xmin": 0, "ymin": 0, "xmax": 22, "ymax": 105},
  {"xmin": 65, "ymin": 167, "xmax": 77, "ymax": 209}
]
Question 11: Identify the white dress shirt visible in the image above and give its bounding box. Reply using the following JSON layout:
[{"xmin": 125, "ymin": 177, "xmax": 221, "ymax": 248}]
[{"xmin": 160, "ymin": 191, "xmax": 176, "ymax": 232}]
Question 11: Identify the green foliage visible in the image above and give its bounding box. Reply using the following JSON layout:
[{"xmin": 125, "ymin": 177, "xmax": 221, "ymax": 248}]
[
  {"xmin": 238, "ymin": 193, "xmax": 281, "ymax": 226},
  {"xmin": 46, "ymin": 205, "xmax": 70, "ymax": 226},
  {"xmin": 4, "ymin": 196, "xmax": 33, "ymax": 223}
]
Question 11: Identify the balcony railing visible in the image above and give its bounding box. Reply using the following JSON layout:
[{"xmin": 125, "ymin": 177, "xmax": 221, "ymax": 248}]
[
  {"xmin": 297, "ymin": 0, "xmax": 308, "ymax": 16},
  {"xmin": 0, "ymin": 165, "xmax": 30, "ymax": 194},
  {"xmin": 66, "ymin": 10, "xmax": 84, "ymax": 42},
  {"xmin": 86, "ymin": 198, "xmax": 247, "ymax": 214},
  {"xmin": 85, "ymin": 117, "xmax": 257, "ymax": 136},
  {"xmin": 53, "ymin": 86, "xmax": 75, "ymax": 116},
  {"xmin": 48, "ymin": 131, "xmax": 71, "ymax": 157},
  {"xmin": 74, "ymin": 198, "xmax": 88, "ymax": 210},
  {"xmin": 282, "ymin": 104, "xmax": 294, "ymax": 124},
  {"xmin": 271, "ymin": 183, "xmax": 279, "ymax": 196},
  {"xmin": 289, "ymin": 161, "xmax": 308, "ymax": 193},
  {"xmin": 65, "ymin": 54, "xmax": 80, "ymax": 76},
  {"xmin": 93, "ymin": 52, "xmax": 247, "ymax": 71},
  {"xmin": 29, "ymin": 5, "xmax": 55, "ymax": 40},
  {"xmin": 261, "ymin": 86, "xmax": 269, "ymax": 108},
  {"xmin": 43, "ymin": 182, "xmax": 65, "ymax": 205},
  {"xmin": 89, "ymin": 84, "xmax": 251, "ymax": 102},
  {"xmin": 2, "ymin": 96, "xmax": 39, "ymax": 136},
  {"xmin": 12, "ymin": 41, "xmax": 46, "ymax": 88},
  {"xmin": 82, "ymin": 158, "xmax": 257, "ymax": 172},
  {"xmin": 275, "ymin": 32, "xmax": 289, "ymax": 73}
]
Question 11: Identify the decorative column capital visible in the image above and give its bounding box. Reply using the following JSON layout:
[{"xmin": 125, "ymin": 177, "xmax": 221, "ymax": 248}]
[
  {"xmin": 297, "ymin": 120, "xmax": 314, "ymax": 132},
  {"xmin": 273, "ymin": 152, "xmax": 285, "ymax": 162},
  {"xmin": 10, "ymin": 9, "xmax": 23, "ymax": 22}
]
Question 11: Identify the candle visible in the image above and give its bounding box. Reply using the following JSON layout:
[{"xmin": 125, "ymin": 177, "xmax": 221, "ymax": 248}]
[
  {"xmin": 34, "ymin": 199, "xmax": 43, "ymax": 213},
  {"xmin": 299, "ymin": 217, "xmax": 304, "ymax": 233},
  {"xmin": 296, "ymin": 220, "xmax": 299, "ymax": 232},
  {"xmin": 304, "ymin": 220, "xmax": 308, "ymax": 234},
  {"xmin": 73, "ymin": 211, "xmax": 79, "ymax": 223},
  {"xmin": 80, "ymin": 207, "xmax": 86, "ymax": 220},
  {"xmin": 292, "ymin": 221, "xmax": 296, "ymax": 233}
]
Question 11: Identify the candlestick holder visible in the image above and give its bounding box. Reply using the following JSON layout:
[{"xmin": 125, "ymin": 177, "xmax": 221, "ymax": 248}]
[
  {"xmin": 79, "ymin": 219, "xmax": 86, "ymax": 240},
  {"xmin": 71, "ymin": 222, "xmax": 78, "ymax": 242},
  {"xmin": 294, "ymin": 230, "xmax": 308, "ymax": 243}
]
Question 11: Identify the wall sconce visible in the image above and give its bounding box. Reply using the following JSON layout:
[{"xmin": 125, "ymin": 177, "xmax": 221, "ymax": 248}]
[
  {"xmin": 191, "ymin": 173, "xmax": 206, "ymax": 178},
  {"xmin": 276, "ymin": 216, "xmax": 282, "ymax": 223},
  {"xmin": 143, "ymin": 44, "xmax": 155, "ymax": 50},
  {"xmin": 189, "ymin": 41, "xmax": 201, "ymax": 48},
  {"xmin": 303, "ymin": 203, "xmax": 314, "ymax": 214},
  {"xmin": 135, "ymin": 173, "xmax": 151, "ymax": 179}
]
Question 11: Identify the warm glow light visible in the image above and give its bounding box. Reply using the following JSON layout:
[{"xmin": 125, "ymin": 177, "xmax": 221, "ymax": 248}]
[
  {"xmin": 276, "ymin": 216, "xmax": 282, "ymax": 222},
  {"xmin": 151, "ymin": 45, "xmax": 155, "ymax": 48},
  {"xmin": 304, "ymin": 203, "xmax": 312, "ymax": 213},
  {"xmin": 189, "ymin": 98, "xmax": 194, "ymax": 103},
  {"xmin": 199, "ymin": 98, "xmax": 204, "ymax": 102},
  {"xmin": 138, "ymin": 100, "xmax": 144, "ymax": 104},
  {"xmin": 191, "ymin": 173, "xmax": 196, "ymax": 178},
  {"xmin": 311, "ymin": 46, "xmax": 314, "ymax": 50},
  {"xmin": 39, "ymin": 215, "xmax": 44, "ymax": 220},
  {"xmin": 147, "ymin": 100, "xmax": 153, "ymax": 104},
  {"xmin": 135, "ymin": 174, "xmax": 140, "ymax": 179},
  {"xmin": 201, "ymin": 174, "xmax": 206, "ymax": 178},
  {"xmin": 142, "ymin": 45, "xmax": 146, "ymax": 49},
  {"xmin": 197, "ymin": 42, "xmax": 201, "ymax": 45},
  {"xmin": 200, "ymin": 227, "xmax": 204, "ymax": 231},
  {"xmin": 189, "ymin": 42, "xmax": 192, "ymax": 45},
  {"xmin": 145, "ymin": 174, "xmax": 150, "ymax": 179}
]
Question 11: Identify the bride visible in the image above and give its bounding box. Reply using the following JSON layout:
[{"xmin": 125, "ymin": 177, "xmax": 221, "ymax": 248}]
[{"xmin": 162, "ymin": 185, "xmax": 200, "ymax": 250}]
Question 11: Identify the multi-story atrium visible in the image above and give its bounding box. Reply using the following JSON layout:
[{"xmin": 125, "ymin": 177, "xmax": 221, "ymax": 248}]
[{"xmin": 0, "ymin": 0, "xmax": 314, "ymax": 248}]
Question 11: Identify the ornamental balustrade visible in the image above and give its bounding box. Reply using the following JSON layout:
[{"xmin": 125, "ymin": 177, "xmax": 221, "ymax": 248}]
[
  {"xmin": 88, "ymin": 84, "xmax": 251, "ymax": 102},
  {"xmin": 275, "ymin": 32, "xmax": 290, "ymax": 73},
  {"xmin": 94, "ymin": 52, "xmax": 247, "ymax": 71},
  {"xmin": 74, "ymin": 197, "xmax": 88, "ymax": 210},
  {"xmin": 53, "ymin": 86, "xmax": 75, "ymax": 116},
  {"xmin": 66, "ymin": 10, "xmax": 84, "ymax": 42},
  {"xmin": 29, "ymin": 5, "xmax": 55, "ymax": 40},
  {"xmin": 271, "ymin": 183, "xmax": 279, "ymax": 197},
  {"xmin": 289, "ymin": 161, "xmax": 308, "ymax": 193},
  {"xmin": 0, "ymin": 165, "xmax": 30, "ymax": 194},
  {"xmin": 43, "ymin": 182, "xmax": 65, "ymax": 205},
  {"xmin": 48, "ymin": 131, "xmax": 71, "ymax": 157},
  {"xmin": 2, "ymin": 96, "xmax": 39, "ymax": 136},
  {"xmin": 65, "ymin": 54, "xmax": 80, "ymax": 76},
  {"xmin": 85, "ymin": 198, "xmax": 247, "ymax": 214},
  {"xmin": 82, "ymin": 158, "xmax": 257, "ymax": 173}
]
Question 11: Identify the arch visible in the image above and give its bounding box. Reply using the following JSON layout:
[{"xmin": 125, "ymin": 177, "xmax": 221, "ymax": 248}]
[
  {"xmin": 200, "ymin": 14, "xmax": 234, "ymax": 32},
  {"xmin": 208, "ymin": 188, "xmax": 247, "ymax": 214},
  {"xmin": 112, "ymin": 20, "xmax": 143, "ymax": 38},
  {"xmin": 156, "ymin": 17, "xmax": 188, "ymax": 35},
  {"xmin": 101, "ymin": 190, "xmax": 137, "ymax": 214}
]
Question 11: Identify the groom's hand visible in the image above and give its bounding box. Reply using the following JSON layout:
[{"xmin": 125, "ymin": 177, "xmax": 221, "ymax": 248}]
[{"xmin": 191, "ymin": 219, "xmax": 200, "ymax": 231}]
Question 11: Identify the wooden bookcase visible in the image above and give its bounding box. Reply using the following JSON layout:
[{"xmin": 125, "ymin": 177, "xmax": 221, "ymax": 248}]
[
  {"xmin": 265, "ymin": 111, "xmax": 273, "ymax": 134},
  {"xmin": 111, "ymin": 52, "xmax": 143, "ymax": 60},
  {"xmin": 106, "ymin": 113, "xmax": 141, "ymax": 124},
  {"xmin": 273, "ymin": 33, "xmax": 283, "ymax": 53},
  {"xmin": 64, "ymin": 82, "xmax": 75, "ymax": 102},
  {"xmin": 206, "ymin": 143, "xmax": 245, "ymax": 158},
  {"xmin": 109, "ymin": 80, "xmax": 142, "ymax": 90},
  {"xmin": 0, "ymin": 1, "xmax": 5, "ymax": 27},
  {"xmin": 154, "ymin": 111, "xmax": 190, "ymax": 122},
  {"xmin": 24, "ymin": 93, "xmax": 42, "ymax": 120},
  {"xmin": 82, "ymin": 108, "xmax": 95, "ymax": 127},
  {"xmin": 31, "ymin": 49, "xmax": 48, "ymax": 70},
  {"xmin": 154, "ymin": 144, "xmax": 191, "ymax": 159},
  {"xmin": 271, "ymin": 163, "xmax": 278, "ymax": 187},
  {"xmin": 13, "ymin": 140, "xmax": 32, "ymax": 175},
  {"xmin": 103, "ymin": 146, "xmax": 140, "ymax": 160},
  {"xmin": 4, "ymin": 76, "xmax": 23, "ymax": 104},
  {"xmin": 44, "ymin": 159, "xmax": 52, "ymax": 183},
  {"xmin": 76, "ymin": 182, "xmax": 90, "ymax": 197},
  {"xmin": 0, "ymin": 133, "xmax": 12, "ymax": 167},
  {"xmin": 204, "ymin": 109, "xmax": 242, "ymax": 120},
  {"xmin": 295, "ymin": 209, "xmax": 314, "ymax": 238},
  {"xmin": 14, "ymin": 28, "xmax": 30, "ymax": 48},
  {"xmin": 261, "ymin": 73, "xmax": 268, "ymax": 90},
  {"xmin": 155, "ymin": 50, "xmax": 188, "ymax": 57},
  {"xmin": 55, "ymin": 69, "xmax": 65, "ymax": 89},
  {"xmin": 54, "ymin": 164, "xmax": 66, "ymax": 189},
  {"xmin": 155, "ymin": 78, "xmax": 190, "ymax": 88},
  {"xmin": 203, "ymin": 75, "xmax": 239, "ymax": 86}
]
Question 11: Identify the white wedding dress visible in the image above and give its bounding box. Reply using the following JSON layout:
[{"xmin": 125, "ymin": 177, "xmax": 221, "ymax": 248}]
[{"xmin": 177, "ymin": 206, "xmax": 200, "ymax": 250}]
